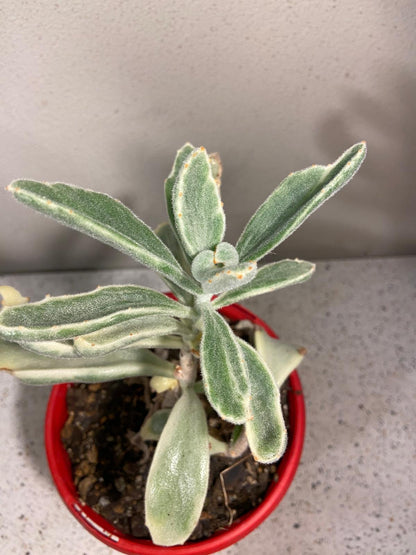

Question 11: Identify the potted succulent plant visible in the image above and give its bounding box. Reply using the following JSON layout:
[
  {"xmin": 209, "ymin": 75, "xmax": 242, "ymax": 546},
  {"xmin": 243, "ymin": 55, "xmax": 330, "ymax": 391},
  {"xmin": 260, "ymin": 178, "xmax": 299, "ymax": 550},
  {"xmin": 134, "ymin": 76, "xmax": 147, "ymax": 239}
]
[{"xmin": 0, "ymin": 141, "xmax": 366, "ymax": 552}]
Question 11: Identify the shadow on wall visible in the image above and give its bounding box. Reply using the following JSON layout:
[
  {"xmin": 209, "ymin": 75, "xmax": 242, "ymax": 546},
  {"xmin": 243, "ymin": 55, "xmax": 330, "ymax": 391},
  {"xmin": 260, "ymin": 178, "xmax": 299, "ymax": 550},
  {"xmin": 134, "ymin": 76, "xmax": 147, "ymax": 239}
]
[
  {"xmin": 315, "ymin": 68, "xmax": 416, "ymax": 257},
  {"xmin": 266, "ymin": 67, "xmax": 416, "ymax": 261}
]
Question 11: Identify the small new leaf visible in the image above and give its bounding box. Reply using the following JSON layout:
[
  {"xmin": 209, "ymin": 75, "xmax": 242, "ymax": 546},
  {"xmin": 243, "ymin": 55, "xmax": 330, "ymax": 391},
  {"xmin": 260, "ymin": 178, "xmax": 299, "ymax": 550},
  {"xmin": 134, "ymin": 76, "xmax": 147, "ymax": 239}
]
[
  {"xmin": 191, "ymin": 243, "xmax": 257, "ymax": 294},
  {"xmin": 192, "ymin": 243, "xmax": 257, "ymax": 294},
  {"xmin": 191, "ymin": 243, "xmax": 239, "ymax": 282}
]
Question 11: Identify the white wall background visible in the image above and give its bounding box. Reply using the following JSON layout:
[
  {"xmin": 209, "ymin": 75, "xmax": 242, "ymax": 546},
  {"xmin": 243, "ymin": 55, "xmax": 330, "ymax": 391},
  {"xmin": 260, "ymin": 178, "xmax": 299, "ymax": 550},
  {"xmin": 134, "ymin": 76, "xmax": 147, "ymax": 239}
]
[{"xmin": 1, "ymin": 0, "xmax": 415, "ymax": 273}]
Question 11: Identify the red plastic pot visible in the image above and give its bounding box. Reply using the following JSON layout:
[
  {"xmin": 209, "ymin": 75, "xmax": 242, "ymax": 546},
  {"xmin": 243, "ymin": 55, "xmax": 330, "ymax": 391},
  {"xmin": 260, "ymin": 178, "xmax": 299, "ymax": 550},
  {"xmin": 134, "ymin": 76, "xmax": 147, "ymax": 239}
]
[{"xmin": 45, "ymin": 302, "xmax": 305, "ymax": 555}]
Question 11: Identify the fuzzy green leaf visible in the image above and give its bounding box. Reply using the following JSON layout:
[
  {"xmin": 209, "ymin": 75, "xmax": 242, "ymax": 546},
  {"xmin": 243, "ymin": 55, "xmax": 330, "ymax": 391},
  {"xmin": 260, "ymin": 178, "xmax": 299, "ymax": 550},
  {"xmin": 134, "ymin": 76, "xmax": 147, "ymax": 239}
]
[
  {"xmin": 254, "ymin": 328, "xmax": 306, "ymax": 387},
  {"xmin": 7, "ymin": 180, "xmax": 201, "ymax": 294},
  {"xmin": 0, "ymin": 339, "xmax": 175, "ymax": 385},
  {"xmin": 172, "ymin": 147, "xmax": 225, "ymax": 257},
  {"xmin": 212, "ymin": 259, "xmax": 315, "ymax": 308},
  {"xmin": 238, "ymin": 338, "xmax": 287, "ymax": 463},
  {"xmin": 164, "ymin": 143, "xmax": 195, "ymax": 231},
  {"xmin": 0, "ymin": 285, "xmax": 190, "ymax": 342},
  {"xmin": 200, "ymin": 306, "xmax": 249, "ymax": 424},
  {"xmin": 236, "ymin": 142, "xmax": 367, "ymax": 262},
  {"xmin": 145, "ymin": 387, "xmax": 209, "ymax": 546},
  {"xmin": 154, "ymin": 222, "xmax": 192, "ymax": 272},
  {"xmin": 74, "ymin": 315, "xmax": 187, "ymax": 356},
  {"xmin": 154, "ymin": 222, "xmax": 194, "ymax": 304}
]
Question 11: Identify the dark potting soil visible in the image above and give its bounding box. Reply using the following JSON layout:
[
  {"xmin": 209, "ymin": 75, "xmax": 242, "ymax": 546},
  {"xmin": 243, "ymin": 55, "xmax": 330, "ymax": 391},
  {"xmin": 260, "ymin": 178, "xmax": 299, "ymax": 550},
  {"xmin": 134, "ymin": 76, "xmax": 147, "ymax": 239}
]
[{"xmin": 61, "ymin": 337, "xmax": 289, "ymax": 541}]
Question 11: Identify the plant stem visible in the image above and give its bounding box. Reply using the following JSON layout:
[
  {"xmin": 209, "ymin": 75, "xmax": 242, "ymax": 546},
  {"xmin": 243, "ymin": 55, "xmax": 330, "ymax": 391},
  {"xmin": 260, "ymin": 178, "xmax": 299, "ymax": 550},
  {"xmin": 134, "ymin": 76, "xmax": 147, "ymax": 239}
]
[{"xmin": 175, "ymin": 349, "xmax": 198, "ymax": 385}]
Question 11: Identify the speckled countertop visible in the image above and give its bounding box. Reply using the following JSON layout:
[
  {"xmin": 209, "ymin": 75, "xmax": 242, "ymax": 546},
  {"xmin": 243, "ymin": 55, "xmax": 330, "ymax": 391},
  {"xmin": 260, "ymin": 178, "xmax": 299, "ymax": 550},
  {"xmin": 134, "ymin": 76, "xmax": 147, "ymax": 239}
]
[{"xmin": 0, "ymin": 257, "xmax": 415, "ymax": 555}]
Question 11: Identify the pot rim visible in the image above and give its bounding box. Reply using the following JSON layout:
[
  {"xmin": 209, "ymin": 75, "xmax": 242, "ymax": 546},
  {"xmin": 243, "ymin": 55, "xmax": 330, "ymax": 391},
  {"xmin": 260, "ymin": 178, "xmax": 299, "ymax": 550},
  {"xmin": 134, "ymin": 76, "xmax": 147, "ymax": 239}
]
[{"xmin": 45, "ymin": 302, "xmax": 305, "ymax": 555}]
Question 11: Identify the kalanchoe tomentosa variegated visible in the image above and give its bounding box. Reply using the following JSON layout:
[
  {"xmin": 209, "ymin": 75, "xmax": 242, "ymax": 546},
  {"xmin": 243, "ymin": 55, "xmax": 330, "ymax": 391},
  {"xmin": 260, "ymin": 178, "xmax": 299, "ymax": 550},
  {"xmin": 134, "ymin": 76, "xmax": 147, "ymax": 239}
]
[{"xmin": 0, "ymin": 141, "xmax": 366, "ymax": 546}]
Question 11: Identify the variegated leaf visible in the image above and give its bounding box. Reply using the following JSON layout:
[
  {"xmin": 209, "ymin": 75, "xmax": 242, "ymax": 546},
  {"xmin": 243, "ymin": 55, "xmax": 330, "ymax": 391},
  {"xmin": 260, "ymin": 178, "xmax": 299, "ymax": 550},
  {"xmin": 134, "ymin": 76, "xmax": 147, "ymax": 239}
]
[
  {"xmin": 212, "ymin": 259, "xmax": 315, "ymax": 308},
  {"xmin": 145, "ymin": 386, "xmax": 209, "ymax": 546},
  {"xmin": 0, "ymin": 285, "xmax": 190, "ymax": 341},
  {"xmin": 254, "ymin": 328, "xmax": 306, "ymax": 387},
  {"xmin": 74, "ymin": 315, "xmax": 187, "ymax": 356},
  {"xmin": 0, "ymin": 339, "xmax": 175, "ymax": 385},
  {"xmin": 238, "ymin": 338, "xmax": 287, "ymax": 463},
  {"xmin": 172, "ymin": 147, "xmax": 225, "ymax": 257},
  {"xmin": 164, "ymin": 143, "xmax": 195, "ymax": 231},
  {"xmin": 7, "ymin": 180, "xmax": 201, "ymax": 294},
  {"xmin": 200, "ymin": 306, "xmax": 249, "ymax": 424},
  {"xmin": 236, "ymin": 142, "xmax": 367, "ymax": 262}
]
